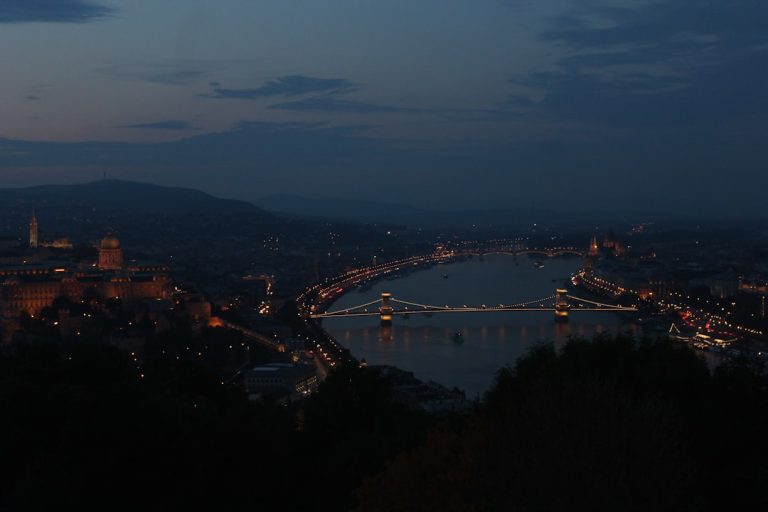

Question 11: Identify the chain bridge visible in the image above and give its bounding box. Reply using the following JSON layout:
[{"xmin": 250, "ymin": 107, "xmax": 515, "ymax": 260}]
[{"xmin": 311, "ymin": 289, "xmax": 637, "ymax": 325}]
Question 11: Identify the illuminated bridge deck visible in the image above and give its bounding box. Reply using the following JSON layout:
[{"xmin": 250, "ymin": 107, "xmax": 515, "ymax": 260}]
[{"xmin": 311, "ymin": 293, "xmax": 637, "ymax": 319}]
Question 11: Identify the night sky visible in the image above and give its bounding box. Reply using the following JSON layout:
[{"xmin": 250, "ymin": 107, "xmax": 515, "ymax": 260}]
[{"xmin": 1, "ymin": 0, "xmax": 766, "ymax": 214}]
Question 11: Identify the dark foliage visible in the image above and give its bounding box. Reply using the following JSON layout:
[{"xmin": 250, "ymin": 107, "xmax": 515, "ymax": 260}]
[
  {"xmin": 0, "ymin": 343, "xmax": 432, "ymax": 511},
  {"xmin": 358, "ymin": 334, "xmax": 768, "ymax": 511},
  {"xmin": 0, "ymin": 342, "xmax": 298, "ymax": 511},
  {"xmin": 4, "ymin": 335, "xmax": 768, "ymax": 511},
  {"xmin": 299, "ymin": 364, "xmax": 434, "ymax": 510}
]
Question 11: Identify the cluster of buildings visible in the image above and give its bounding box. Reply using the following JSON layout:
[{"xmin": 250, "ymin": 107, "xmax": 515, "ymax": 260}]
[
  {"xmin": 588, "ymin": 228, "xmax": 625, "ymax": 258},
  {"xmin": 582, "ymin": 228, "xmax": 666, "ymax": 299},
  {"xmin": 584, "ymin": 226, "xmax": 762, "ymax": 303},
  {"xmin": 375, "ymin": 365, "xmax": 472, "ymax": 413},
  {"xmin": 244, "ymin": 363, "xmax": 319, "ymax": 403},
  {"xmin": 579, "ymin": 225, "xmax": 768, "ymax": 343},
  {"xmin": 1, "ymin": 212, "xmax": 325, "ymax": 401},
  {"xmin": 0, "ymin": 212, "xmax": 172, "ymax": 341}
]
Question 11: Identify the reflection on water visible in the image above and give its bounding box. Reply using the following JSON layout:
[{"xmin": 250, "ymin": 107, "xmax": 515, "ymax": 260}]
[{"xmin": 324, "ymin": 255, "xmax": 637, "ymax": 398}]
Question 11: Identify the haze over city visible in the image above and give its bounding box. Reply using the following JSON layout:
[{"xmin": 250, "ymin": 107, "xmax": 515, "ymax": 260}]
[{"xmin": 1, "ymin": 0, "xmax": 766, "ymax": 214}]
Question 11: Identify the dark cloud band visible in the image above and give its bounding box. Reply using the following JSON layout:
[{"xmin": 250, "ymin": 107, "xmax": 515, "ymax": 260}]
[
  {"xmin": 119, "ymin": 121, "xmax": 200, "ymax": 131},
  {"xmin": 0, "ymin": 0, "xmax": 112, "ymax": 23},
  {"xmin": 201, "ymin": 75, "xmax": 359, "ymax": 99}
]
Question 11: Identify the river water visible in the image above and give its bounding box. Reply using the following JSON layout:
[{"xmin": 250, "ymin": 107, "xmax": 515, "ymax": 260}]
[{"xmin": 323, "ymin": 254, "xmax": 638, "ymax": 398}]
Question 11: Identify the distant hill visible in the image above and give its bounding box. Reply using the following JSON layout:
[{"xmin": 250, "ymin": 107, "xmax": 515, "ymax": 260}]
[
  {"xmin": 256, "ymin": 194, "xmax": 679, "ymax": 230},
  {"xmin": 257, "ymin": 193, "xmax": 568, "ymax": 228},
  {"xmin": 257, "ymin": 194, "xmax": 426, "ymax": 224},
  {"xmin": 0, "ymin": 180, "xmax": 264, "ymax": 215}
]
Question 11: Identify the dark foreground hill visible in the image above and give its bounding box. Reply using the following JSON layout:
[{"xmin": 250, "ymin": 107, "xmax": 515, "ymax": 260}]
[
  {"xmin": 358, "ymin": 336, "xmax": 768, "ymax": 511},
  {"xmin": 1, "ymin": 334, "xmax": 767, "ymax": 511}
]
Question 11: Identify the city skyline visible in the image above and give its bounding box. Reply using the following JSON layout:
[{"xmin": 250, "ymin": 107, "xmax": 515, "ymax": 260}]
[
  {"xmin": 2, "ymin": 3, "xmax": 768, "ymax": 509},
  {"xmin": 1, "ymin": 0, "xmax": 767, "ymax": 214}
]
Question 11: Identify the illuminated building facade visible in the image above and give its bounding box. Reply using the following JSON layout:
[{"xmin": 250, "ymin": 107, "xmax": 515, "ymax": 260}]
[
  {"xmin": 587, "ymin": 228, "xmax": 625, "ymax": 258},
  {"xmin": 41, "ymin": 238, "xmax": 74, "ymax": 250},
  {"xmin": 98, "ymin": 235, "xmax": 124, "ymax": 270},
  {"xmin": 589, "ymin": 234, "xmax": 600, "ymax": 257},
  {"xmin": 244, "ymin": 363, "xmax": 319, "ymax": 399},
  {"xmin": 1, "ymin": 228, "xmax": 172, "ymax": 322}
]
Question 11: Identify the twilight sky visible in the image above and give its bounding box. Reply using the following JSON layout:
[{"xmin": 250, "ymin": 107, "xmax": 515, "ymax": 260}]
[{"xmin": 0, "ymin": 0, "xmax": 766, "ymax": 214}]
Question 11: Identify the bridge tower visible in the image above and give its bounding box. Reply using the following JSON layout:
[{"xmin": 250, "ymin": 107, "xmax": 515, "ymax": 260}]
[
  {"xmin": 380, "ymin": 292, "xmax": 394, "ymax": 326},
  {"xmin": 554, "ymin": 288, "xmax": 570, "ymax": 322}
]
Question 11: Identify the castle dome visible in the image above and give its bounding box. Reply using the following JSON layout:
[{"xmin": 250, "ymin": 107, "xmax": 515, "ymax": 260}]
[{"xmin": 100, "ymin": 235, "xmax": 121, "ymax": 250}]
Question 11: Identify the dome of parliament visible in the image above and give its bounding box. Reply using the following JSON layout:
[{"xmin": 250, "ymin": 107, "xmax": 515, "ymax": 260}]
[{"xmin": 100, "ymin": 235, "xmax": 121, "ymax": 250}]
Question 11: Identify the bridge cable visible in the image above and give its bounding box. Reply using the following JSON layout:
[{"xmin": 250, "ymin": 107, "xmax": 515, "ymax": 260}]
[
  {"xmin": 566, "ymin": 294, "xmax": 636, "ymax": 310},
  {"xmin": 322, "ymin": 298, "xmax": 383, "ymax": 315}
]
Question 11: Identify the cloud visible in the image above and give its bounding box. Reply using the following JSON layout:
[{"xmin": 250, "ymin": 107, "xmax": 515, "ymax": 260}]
[
  {"xmin": 200, "ymin": 75, "xmax": 424, "ymax": 116},
  {"xmin": 25, "ymin": 95, "xmax": 41, "ymax": 101},
  {"xmin": 0, "ymin": 122, "xmax": 374, "ymax": 168},
  {"xmin": 201, "ymin": 75, "xmax": 359, "ymax": 99},
  {"xmin": 0, "ymin": 0, "xmax": 112, "ymax": 23},
  {"xmin": 119, "ymin": 120, "xmax": 200, "ymax": 131},
  {"xmin": 502, "ymin": 0, "xmax": 768, "ymax": 128},
  {"xmin": 539, "ymin": 0, "xmax": 768, "ymax": 77},
  {"xmin": 145, "ymin": 69, "xmax": 208, "ymax": 85},
  {"xmin": 544, "ymin": 0, "xmax": 767, "ymax": 51},
  {"xmin": 96, "ymin": 65, "xmax": 209, "ymax": 86},
  {"xmin": 1, "ymin": 117, "xmax": 766, "ymax": 216},
  {"xmin": 269, "ymin": 95, "xmax": 419, "ymax": 113}
]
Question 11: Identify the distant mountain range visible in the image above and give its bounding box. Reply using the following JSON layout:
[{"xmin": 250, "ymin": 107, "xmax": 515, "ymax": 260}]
[
  {"xmin": 257, "ymin": 193, "xmax": 604, "ymax": 229},
  {"xmin": 0, "ymin": 180, "xmax": 263, "ymax": 215},
  {"xmin": 257, "ymin": 194, "xmax": 429, "ymax": 224},
  {"xmin": 0, "ymin": 181, "xmax": 700, "ymax": 230}
]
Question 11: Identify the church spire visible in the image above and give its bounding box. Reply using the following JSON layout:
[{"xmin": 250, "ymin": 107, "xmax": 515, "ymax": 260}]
[
  {"xmin": 29, "ymin": 210, "xmax": 38, "ymax": 248},
  {"xmin": 588, "ymin": 233, "xmax": 600, "ymax": 257}
]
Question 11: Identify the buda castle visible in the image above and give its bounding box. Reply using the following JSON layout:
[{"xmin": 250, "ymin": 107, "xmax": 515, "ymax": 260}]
[{"xmin": 0, "ymin": 212, "xmax": 172, "ymax": 321}]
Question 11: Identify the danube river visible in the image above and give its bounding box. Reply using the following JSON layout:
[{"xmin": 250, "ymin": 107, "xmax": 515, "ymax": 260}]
[{"xmin": 323, "ymin": 254, "xmax": 638, "ymax": 398}]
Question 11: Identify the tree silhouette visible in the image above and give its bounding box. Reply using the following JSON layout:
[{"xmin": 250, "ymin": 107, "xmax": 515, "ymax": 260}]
[{"xmin": 358, "ymin": 334, "xmax": 768, "ymax": 511}]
